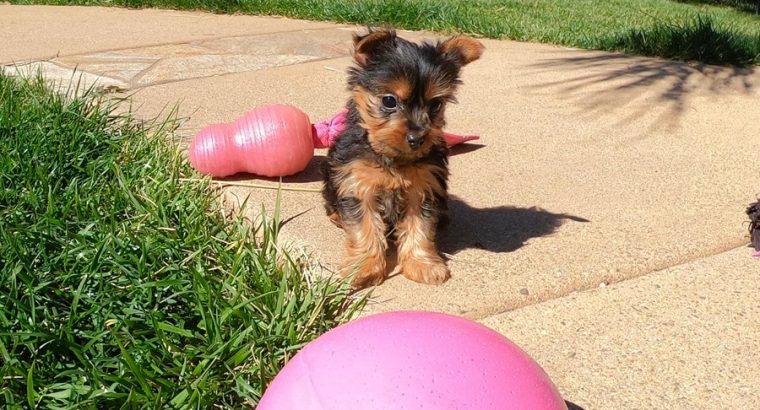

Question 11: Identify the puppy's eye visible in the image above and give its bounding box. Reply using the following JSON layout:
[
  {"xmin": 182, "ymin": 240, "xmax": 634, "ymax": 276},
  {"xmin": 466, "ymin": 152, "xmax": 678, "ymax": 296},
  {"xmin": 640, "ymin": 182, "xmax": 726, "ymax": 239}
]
[
  {"xmin": 429, "ymin": 100, "xmax": 443, "ymax": 115},
  {"xmin": 381, "ymin": 95, "xmax": 398, "ymax": 109}
]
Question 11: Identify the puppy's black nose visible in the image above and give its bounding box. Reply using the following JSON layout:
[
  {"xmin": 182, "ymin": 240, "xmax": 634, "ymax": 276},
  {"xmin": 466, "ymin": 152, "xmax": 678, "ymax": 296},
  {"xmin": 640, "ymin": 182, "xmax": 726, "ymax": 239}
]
[{"xmin": 406, "ymin": 134, "xmax": 423, "ymax": 150}]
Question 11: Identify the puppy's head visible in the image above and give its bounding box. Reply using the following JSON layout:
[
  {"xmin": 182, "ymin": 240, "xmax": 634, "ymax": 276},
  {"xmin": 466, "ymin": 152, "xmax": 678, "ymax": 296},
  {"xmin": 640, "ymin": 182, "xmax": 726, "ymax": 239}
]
[{"xmin": 347, "ymin": 29, "xmax": 483, "ymax": 161}]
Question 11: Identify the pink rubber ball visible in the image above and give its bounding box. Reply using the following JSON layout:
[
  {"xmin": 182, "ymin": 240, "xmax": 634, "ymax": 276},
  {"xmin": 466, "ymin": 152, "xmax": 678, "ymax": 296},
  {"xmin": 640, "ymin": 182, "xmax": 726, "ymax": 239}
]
[
  {"xmin": 189, "ymin": 104, "xmax": 314, "ymax": 178},
  {"xmin": 257, "ymin": 311, "xmax": 567, "ymax": 410}
]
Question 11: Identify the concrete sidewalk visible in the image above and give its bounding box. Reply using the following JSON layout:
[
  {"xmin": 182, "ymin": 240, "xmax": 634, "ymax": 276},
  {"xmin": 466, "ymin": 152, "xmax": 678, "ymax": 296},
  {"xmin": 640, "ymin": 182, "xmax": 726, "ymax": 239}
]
[{"xmin": 3, "ymin": 5, "xmax": 759, "ymax": 408}]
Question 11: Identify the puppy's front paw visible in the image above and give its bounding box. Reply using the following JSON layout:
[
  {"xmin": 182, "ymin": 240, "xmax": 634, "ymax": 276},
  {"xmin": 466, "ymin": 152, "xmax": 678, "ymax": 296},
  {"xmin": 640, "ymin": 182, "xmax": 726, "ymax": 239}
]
[
  {"xmin": 340, "ymin": 255, "xmax": 386, "ymax": 289},
  {"xmin": 400, "ymin": 257, "xmax": 450, "ymax": 285}
]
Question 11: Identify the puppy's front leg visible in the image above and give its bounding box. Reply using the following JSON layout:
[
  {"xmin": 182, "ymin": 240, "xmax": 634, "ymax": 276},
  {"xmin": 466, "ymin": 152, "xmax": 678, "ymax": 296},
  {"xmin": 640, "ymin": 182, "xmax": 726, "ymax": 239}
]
[
  {"xmin": 338, "ymin": 195, "xmax": 388, "ymax": 288},
  {"xmin": 395, "ymin": 186, "xmax": 450, "ymax": 285}
]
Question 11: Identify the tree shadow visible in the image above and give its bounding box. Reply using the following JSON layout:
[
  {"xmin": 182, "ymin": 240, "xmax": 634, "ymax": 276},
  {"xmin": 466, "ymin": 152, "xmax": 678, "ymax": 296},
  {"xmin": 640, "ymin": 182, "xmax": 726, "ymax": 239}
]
[
  {"xmin": 438, "ymin": 197, "xmax": 589, "ymax": 255},
  {"xmin": 606, "ymin": 15, "xmax": 760, "ymax": 67},
  {"xmin": 526, "ymin": 53, "xmax": 757, "ymax": 131}
]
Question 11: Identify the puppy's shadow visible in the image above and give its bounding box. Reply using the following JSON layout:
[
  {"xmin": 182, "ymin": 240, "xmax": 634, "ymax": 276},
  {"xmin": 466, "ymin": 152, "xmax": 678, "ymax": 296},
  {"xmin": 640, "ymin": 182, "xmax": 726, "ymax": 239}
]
[{"xmin": 439, "ymin": 197, "xmax": 589, "ymax": 255}]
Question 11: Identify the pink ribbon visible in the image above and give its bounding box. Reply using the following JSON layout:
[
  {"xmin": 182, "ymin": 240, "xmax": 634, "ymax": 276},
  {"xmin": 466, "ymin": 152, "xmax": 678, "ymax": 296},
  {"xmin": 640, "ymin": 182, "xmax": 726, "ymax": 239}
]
[{"xmin": 312, "ymin": 109, "xmax": 480, "ymax": 148}]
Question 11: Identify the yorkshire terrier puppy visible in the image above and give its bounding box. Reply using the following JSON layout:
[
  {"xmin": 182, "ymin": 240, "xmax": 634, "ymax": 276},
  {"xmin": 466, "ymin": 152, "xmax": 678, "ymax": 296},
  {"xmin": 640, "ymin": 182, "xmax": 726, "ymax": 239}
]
[{"xmin": 322, "ymin": 29, "xmax": 484, "ymax": 288}]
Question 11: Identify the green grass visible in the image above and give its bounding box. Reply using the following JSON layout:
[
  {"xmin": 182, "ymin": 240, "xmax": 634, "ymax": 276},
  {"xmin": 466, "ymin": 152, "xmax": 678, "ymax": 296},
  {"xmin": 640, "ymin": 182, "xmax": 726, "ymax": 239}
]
[
  {"xmin": 674, "ymin": 0, "xmax": 760, "ymax": 14},
  {"xmin": 0, "ymin": 72, "xmax": 364, "ymax": 408},
  {"xmin": 608, "ymin": 14, "xmax": 760, "ymax": 66},
  {"xmin": 10, "ymin": 0, "xmax": 760, "ymax": 65}
]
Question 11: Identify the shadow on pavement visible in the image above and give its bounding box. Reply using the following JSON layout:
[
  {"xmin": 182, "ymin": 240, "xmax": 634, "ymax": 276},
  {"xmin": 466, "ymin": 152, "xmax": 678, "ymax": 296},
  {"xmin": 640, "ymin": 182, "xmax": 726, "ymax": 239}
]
[
  {"xmin": 217, "ymin": 141, "xmax": 484, "ymax": 185},
  {"xmin": 439, "ymin": 197, "xmax": 589, "ymax": 255},
  {"xmin": 526, "ymin": 53, "xmax": 756, "ymax": 131},
  {"xmin": 217, "ymin": 154, "xmax": 327, "ymax": 184},
  {"xmin": 565, "ymin": 400, "xmax": 587, "ymax": 410}
]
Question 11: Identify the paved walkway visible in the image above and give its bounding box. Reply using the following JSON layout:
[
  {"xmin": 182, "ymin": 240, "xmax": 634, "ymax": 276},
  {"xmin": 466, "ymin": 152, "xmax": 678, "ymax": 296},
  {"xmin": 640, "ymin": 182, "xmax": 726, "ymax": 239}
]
[{"xmin": 3, "ymin": 5, "xmax": 759, "ymax": 408}]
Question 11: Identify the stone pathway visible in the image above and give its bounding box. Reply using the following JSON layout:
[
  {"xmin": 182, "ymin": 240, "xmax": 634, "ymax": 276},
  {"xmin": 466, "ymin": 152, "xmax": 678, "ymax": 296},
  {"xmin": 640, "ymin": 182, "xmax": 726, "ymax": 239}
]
[{"xmin": 5, "ymin": 26, "xmax": 355, "ymax": 92}]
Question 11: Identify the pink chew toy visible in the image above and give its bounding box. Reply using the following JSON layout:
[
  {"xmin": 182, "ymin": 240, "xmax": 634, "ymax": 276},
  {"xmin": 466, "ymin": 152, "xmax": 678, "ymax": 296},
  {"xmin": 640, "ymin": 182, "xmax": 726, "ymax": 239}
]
[
  {"xmin": 189, "ymin": 105, "xmax": 480, "ymax": 178},
  {"xmin": 189, "ymin": 104, "xmax": 313, "ymax": 178},
  {"xmin": 257, "ymin": 311, "xmax": 567, "ymax": 410}
]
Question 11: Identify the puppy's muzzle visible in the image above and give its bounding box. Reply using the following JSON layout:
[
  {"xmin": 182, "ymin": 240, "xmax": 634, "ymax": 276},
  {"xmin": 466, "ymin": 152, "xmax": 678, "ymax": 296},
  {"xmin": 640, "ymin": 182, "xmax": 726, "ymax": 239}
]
[{"xmin": 406, "ymin": 133, "xmax": 424, "ymax": 150}]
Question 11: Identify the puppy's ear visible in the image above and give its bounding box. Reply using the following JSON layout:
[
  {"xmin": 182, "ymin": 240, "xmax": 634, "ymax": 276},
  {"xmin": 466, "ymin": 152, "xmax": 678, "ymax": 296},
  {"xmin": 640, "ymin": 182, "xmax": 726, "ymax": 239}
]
[
  {"xmin": 353, "ymin": 29, "xmax": 396, "ymax": 67},
  {"xmin": 438, "ymin": 36, "xmax": 484, "ymax": 67}
]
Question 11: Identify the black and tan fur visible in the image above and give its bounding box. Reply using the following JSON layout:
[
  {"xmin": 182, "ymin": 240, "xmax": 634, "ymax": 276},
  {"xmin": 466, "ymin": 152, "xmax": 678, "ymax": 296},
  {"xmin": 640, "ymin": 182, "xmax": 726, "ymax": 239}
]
[{"xmin": 322, "ymin": 29, "xmax": 484, "ymax": 288}]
